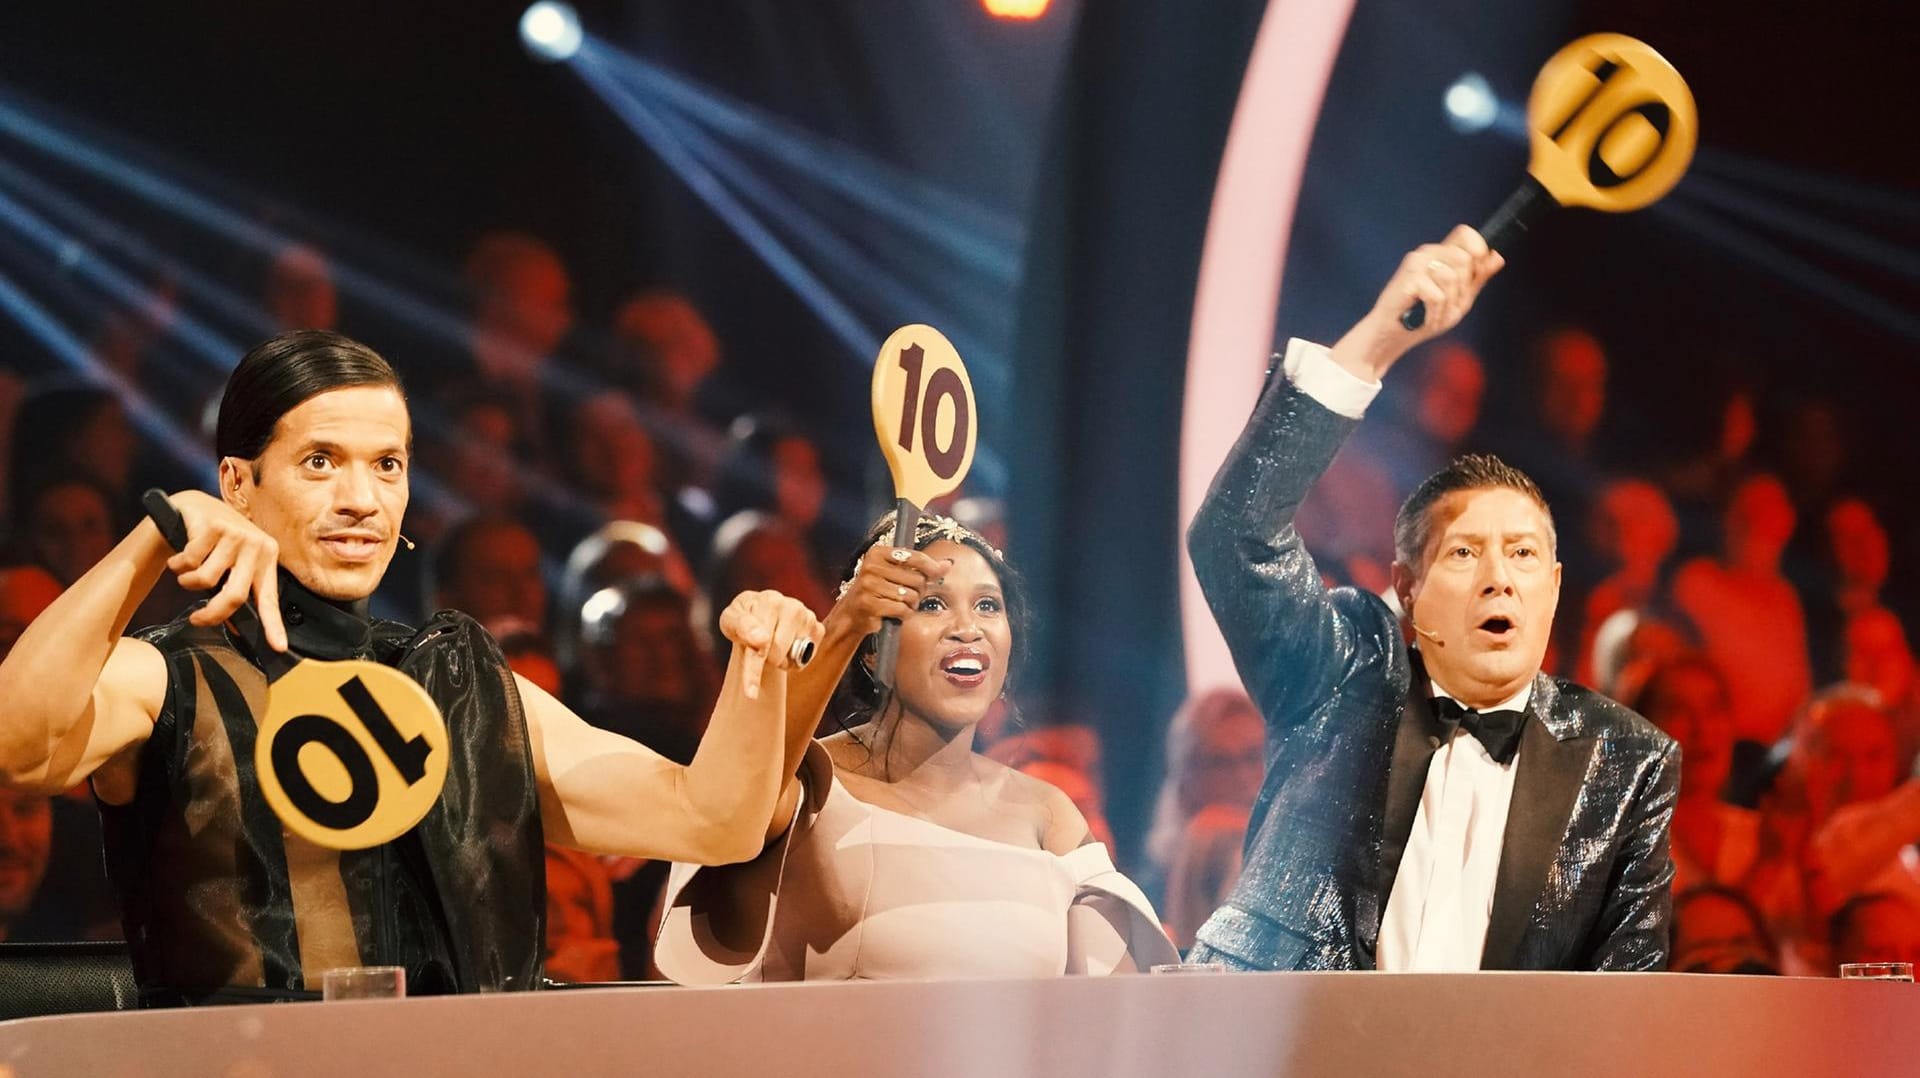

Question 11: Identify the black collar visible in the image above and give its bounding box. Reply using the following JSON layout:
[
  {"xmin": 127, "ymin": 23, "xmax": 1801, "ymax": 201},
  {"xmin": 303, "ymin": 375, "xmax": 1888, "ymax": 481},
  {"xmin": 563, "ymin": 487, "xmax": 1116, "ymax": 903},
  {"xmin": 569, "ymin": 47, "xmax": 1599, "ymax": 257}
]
[{"xmin": 276, "ymin": 569, "xmax": 374, "ymax": 661}]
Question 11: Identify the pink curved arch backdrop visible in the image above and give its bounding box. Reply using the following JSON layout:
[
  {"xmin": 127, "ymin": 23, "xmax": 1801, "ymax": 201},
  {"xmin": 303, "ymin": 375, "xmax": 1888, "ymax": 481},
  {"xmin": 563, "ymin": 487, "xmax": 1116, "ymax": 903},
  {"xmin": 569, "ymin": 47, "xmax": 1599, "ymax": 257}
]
[{"xmin": 1179, "ymin": 0, "xmax": 1356, "ymax": 693}]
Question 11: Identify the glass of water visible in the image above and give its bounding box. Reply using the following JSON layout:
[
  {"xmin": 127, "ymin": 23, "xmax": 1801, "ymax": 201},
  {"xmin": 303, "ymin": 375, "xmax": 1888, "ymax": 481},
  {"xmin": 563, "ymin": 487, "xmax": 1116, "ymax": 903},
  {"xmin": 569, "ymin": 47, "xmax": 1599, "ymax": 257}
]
[
  {"xmin": 322, "ymin": 966, "xmax": 407, "ymax": 1000},
  {"xmin": 1839, "ymin": 962, "xmax": 1914, "ymax": 982}
]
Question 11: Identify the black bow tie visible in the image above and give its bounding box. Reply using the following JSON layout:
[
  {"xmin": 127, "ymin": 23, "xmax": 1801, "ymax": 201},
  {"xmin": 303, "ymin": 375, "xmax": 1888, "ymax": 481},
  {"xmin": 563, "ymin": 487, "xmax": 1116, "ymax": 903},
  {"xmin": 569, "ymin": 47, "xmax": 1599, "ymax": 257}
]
[{"xmin": 1432, "ymin": 697, "xmax": 1526, "ymax": 765}]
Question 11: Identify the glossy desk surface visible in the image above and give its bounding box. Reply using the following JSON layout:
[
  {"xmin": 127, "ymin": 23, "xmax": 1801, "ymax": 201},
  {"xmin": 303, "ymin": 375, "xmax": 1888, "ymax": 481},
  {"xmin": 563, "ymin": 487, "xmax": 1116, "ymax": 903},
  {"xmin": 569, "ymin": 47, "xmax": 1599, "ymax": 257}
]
[{"xmin": 0, "ymin": 971, "xmax": 1913, "ymax": 1077}]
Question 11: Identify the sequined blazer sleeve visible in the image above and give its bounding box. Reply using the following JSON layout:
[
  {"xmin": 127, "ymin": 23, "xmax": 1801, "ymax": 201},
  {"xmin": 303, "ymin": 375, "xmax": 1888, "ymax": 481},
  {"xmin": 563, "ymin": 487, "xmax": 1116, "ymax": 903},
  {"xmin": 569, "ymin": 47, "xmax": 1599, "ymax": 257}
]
[
  {"xmin": 1586, "ymin": 737, "xmax": 1680, "ymax": 970},
  {"xmin": 1186, "ymin": 358, "xmax": 1366, "ymax": 729}
]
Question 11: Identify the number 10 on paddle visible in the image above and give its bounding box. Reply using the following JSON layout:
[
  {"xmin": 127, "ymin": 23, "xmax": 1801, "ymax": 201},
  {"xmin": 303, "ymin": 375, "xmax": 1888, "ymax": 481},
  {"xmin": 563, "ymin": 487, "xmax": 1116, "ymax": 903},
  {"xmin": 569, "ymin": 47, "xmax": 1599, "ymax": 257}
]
[{"xmin": 870, "ymin": 325, "xmax": 978, "ymax": 689}]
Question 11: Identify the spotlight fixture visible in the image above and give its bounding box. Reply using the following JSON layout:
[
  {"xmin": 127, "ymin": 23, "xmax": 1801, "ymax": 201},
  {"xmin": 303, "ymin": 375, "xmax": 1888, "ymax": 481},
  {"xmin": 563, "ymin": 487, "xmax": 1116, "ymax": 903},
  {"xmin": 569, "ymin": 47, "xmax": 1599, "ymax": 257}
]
[
  {"xmin": 1443, "ymin": 72, "xmax": 1498, "ymax": 134},
  {"xmin": 520, "ymin": 2, "xmax": 583, "ymax": 63}
]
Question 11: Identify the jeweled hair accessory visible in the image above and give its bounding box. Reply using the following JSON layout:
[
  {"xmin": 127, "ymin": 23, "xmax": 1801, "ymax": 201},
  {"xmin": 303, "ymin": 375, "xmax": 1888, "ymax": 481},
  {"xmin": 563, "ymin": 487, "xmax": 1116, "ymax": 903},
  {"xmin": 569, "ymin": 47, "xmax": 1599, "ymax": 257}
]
[{"xmin": 837, "ymin": 511, "xmax": 1004, "ymax": 598}]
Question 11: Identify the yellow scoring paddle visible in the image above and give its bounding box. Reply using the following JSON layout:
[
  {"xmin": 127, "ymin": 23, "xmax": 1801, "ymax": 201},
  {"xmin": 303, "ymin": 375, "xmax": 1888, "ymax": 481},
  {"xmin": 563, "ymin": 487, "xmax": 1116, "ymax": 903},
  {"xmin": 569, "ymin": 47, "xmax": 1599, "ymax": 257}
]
[
  {"xmin": 142, "ymin": 490, "xmax": 450, "ymax": 851},
  {"xmin": 1402, "ymin": 32, "xmax": 1699, "ymax": 328},
  {"xmin": 867, "ymin": 325, "xmax": 979, "ymax": 689}
]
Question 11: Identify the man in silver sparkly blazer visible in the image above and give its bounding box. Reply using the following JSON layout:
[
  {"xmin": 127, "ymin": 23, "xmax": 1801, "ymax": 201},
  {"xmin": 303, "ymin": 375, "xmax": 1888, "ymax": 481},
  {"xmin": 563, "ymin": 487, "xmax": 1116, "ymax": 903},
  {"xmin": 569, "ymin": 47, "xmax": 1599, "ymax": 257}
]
[{"xmin": 1185, "ymin": 226, "xmax": 1678, "ymax": 972}]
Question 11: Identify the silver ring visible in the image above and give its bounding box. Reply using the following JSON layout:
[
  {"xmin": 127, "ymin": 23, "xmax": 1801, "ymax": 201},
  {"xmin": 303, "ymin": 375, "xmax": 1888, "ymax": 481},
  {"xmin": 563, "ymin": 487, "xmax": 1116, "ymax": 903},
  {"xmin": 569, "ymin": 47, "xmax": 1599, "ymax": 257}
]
[
  {"xmin": 788, "ymin": 637, "xmax": 816, "ymax": 668},
  {"xmin": 896, "ymin": 585, "xmax": 909, "ymax": 598},
  {"xmin": 888, "ymin": 548, "xmax": 911, "ymax": 564}
]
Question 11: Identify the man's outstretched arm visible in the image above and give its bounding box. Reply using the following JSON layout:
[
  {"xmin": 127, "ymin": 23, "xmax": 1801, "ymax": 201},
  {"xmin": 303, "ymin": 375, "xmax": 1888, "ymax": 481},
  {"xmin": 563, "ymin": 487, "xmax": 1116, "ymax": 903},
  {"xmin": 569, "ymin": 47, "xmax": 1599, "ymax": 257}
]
[
  {"xmin": 0, "ymin": 491, "xmax": 286, "ymax": 793},
  {"xmin": 1188, "ymin": 226, "xmax": 1503, "ymax": 725}
]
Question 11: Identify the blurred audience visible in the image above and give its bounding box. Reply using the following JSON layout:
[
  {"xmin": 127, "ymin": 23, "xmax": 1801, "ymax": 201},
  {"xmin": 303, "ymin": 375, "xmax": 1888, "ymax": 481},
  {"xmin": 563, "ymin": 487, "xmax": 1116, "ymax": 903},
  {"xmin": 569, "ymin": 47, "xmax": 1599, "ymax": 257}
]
[
  {"xmin": 12, "ymin": 478, "xmax": 118, "ymax": 588},
  {"xmin": 0, "ymin": 564, "xmax": 63, "ymax": 657},
  {"xmin": 604, "ymin": 290, "xmax": 731, "ymax": 497},
  {"xmin": 1587, "ymin": 605, "xmax": 1696, "ymax": 707},
  {"xmin": 1775, "ymin": 399, "xmax": 1848, "ymax": 516},
  {"xmin": 1672, "ymin": 473, "xmax": 1811, "ymax": 747},
  {"xmin": 1825, "ymin": 499, "xmax": 1892, "ymax": 623},
  {"xmin": 560, "ymin": 390, "xmax": 667, "ymax": 533},
  {"xmin": 1144, "ymin": 688, "xmax": 1265, "ymax": 948},
  {"xmin": 574, "ymin": 575, "xmax": 715, "ymax": 765},
  {"xmin": 1298, "ymin": 342, "xmax": 1485, "ymax": 593},
  {"xmin": 455, "ymin": 231, "xmax": 575, "ymax": 461},
  {"xmin": 560, "ymin": 521, "xmax": 697, "ymax": 614},
  {"xmin": 567, "ymin": 575, "xmax": 713, "ymax": 979},
  {"xmin": 264, "ymin": 243, "xmax": 338, "ymax": 333},
  {"xmin": 543, "ymin": 847, "xmax": 623, "ymax": 983},
  {"xmin": 1575, "ymin": 479, "xmax": 1679, "ymax": 687},
  {"xmin": 985, "ymin": 724, "xmax": 1104, "ymax": 789},
  {"xmin": 430, "ymin": 515, "xmax": 548, "ymax": 632},
  {"xmin": 1752, "ymin": 688, "xmax": 1916, "ymax": 974},
  {"xmin": 1846, "ymin": 608, "xmax": 1919, "ymax": 772},
  {"xmin": 1830, "ymin": 892, "xmax": 1920, "ymax": 974},
  {"xmin": 8, "ymin": 382, "xmax": 136, "ymax": 511},
  {"xmin": 419, "ymin": 389, "xmax": 527, "ymax": 537},
  {"xmin": 711, "ymin": 415, "xmax": 831, "ymax": 575},
  {"xmin": 1016, "ymin": 760, "xmax": 1115, "ymax": 851},
  {"xmin": 1670, "ymin": 886, "xmax": 1778, "ymax": 975},
  {"xmin": 0, "ymin": 787, "xmax": 53, "ymax": 942},
  {"xmin": 1808, "ymin": 498, "xmax": 1893, "ymax": 683},
  {"xmin": 0, "ymin": 783, "xmax": 115, "ymax": 942},
  {"xmin": 1492, "ymin": 329, "xmax": 1612, "ymax": 637},
  {"xmin": 703, "ymin": 511, "xmax": 831, "ymax": 655},
  {"xmin": 1632, "ymin": 654, "xmax": 1758, "ymax": 893}
]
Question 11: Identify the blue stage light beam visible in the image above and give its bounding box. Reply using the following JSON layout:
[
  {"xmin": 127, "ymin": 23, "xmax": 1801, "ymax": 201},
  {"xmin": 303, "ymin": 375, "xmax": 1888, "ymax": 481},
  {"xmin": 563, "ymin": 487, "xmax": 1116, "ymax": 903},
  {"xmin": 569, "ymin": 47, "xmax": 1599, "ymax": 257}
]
[
  {"xmin": 584, "ymin": 39, "xmax": 1022, "ymax": 288},
  {"xmin": 1692, "ymin": 146, "xmax": 1920, "ymax": 230},
  {"xmin": 1653, "ymin": 199, "xmax": 1920, "ymax": 344},
  {"xmin": 0, "ymin": 181, "xmax": 245, "ymax": 369},
  {"xmin": 0, "ymin": 104, "xmax": 737, "ymax": 534},
  {"xmin": 634, "ymin": 94, "xmax": 1012, "ymax": 394},
  {"xmin": 574, "ymin": 47, "xmax": 879, "ymax": 364},
  {"xmin": 0, "ymin": 153, "xmax": 280, "ymax": 342},
  {"xmin": 0, "ymin": 222, "xmax": 477, "ymax": 525},
  {"xmin": 1674, "ymin": 173, "xmax": 1920, "ymax": 285},
  {"xmin": 0, "ymin": 94, "xmax": 749, "ymax": 545},
  {"xmin": 570, "ymin": 46, "xmax": 1016, "ymax": 484},
  {"xmin": 0, "ymin": 97, "xmax": 461, "ymax": 344},
  {"xmin": 0, "ymin": 270, "xmax": 216, "ymax": 478}
]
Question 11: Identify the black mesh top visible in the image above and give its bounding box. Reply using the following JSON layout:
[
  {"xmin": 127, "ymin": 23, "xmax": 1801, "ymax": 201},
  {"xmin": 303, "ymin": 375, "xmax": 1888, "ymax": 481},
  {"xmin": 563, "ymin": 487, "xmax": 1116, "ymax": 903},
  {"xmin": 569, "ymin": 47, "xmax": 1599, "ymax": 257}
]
[{"xmin": 103, "ymin": 574, "xmax": 545, "ymax": 1005}]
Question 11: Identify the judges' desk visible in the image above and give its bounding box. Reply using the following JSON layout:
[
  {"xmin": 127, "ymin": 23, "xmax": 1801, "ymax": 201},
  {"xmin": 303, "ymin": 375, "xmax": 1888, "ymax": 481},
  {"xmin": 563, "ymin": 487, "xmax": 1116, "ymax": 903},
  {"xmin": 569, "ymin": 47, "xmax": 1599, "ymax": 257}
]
[{"xmin": 0, "ymin": 972, "xmax": 1913, "ymax": 1077}]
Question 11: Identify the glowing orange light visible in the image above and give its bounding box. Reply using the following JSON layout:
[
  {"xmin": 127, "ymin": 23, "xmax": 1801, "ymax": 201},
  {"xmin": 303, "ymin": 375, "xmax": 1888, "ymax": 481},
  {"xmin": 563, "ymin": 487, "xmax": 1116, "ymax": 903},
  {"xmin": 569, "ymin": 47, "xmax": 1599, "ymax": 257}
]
[{"xmin": 983, "ymin": 0, "xmax": 1050, "ymax": 19}]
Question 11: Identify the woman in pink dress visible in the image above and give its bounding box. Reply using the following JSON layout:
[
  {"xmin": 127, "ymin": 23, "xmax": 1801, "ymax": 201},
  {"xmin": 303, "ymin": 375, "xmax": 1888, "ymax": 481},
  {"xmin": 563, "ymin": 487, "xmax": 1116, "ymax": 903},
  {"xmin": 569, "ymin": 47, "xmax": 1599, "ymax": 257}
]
[{"xmin": 657, "ymin": 512, "xmax": 1177, "ymax": 982}]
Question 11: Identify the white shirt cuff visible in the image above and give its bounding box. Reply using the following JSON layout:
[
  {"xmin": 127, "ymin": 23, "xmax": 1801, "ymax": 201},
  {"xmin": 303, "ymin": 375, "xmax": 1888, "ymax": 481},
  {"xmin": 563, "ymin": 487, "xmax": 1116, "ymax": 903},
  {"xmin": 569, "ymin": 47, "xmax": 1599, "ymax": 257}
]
[{"xmin": 1280, "ymin": 337, "xmax": 1380, "ymax": 420}]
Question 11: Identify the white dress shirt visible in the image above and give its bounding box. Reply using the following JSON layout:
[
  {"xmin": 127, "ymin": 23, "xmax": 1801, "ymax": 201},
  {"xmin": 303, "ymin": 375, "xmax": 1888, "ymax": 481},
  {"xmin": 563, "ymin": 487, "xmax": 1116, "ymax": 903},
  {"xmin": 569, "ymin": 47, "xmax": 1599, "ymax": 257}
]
[
  {"xmin": 1377, "ymin": 681, "xmax": 1530, "ymax": 971},
  {"xmin": 1282, "ymin": 338, "xmax": 1530, "ymax": 971}
]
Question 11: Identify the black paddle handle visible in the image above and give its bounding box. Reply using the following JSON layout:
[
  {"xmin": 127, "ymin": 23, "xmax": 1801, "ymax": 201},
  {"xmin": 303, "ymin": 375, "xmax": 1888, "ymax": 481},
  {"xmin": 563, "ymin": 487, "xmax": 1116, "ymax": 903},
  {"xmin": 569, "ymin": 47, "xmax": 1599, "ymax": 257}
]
[
  {"xmin": 141, "ymin": 489, "xmax": 295, "ymax": 678},
  {"xmin": 1399, "ymin": 175, "xmax": 1551, "ymax": 330},
  {"xmin": 141, "ymin": 487, "xmax": 191, "ymax": 551},
  {"xmin": 871, "ymin": 497, "xmax": 920, "ymax": 690}
]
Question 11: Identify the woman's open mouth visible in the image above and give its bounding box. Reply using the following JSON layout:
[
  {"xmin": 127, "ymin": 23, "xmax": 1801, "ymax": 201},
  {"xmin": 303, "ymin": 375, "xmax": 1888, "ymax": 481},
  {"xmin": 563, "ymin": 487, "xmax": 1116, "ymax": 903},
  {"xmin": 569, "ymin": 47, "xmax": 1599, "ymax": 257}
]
[{"xmin": 940, "ymin": 647, "xmax": 991, "ymax": 689}]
